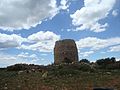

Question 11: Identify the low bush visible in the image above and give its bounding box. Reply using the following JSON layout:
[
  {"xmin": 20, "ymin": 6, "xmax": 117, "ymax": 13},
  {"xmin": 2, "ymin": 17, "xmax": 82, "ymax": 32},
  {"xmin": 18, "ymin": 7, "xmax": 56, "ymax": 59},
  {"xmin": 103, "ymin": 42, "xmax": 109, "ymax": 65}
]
[
  {"xmin": 7, "ymin": 64, "xmax": 29, "ymax": 71},
  {"xmin": 78, "ymin": 63, "xmax": 95, "ymax": 72}
]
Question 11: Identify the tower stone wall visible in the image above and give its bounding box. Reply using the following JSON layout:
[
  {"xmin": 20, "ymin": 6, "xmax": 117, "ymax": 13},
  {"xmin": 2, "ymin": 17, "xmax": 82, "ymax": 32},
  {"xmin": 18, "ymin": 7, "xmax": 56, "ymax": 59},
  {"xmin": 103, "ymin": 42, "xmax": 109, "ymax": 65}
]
[{"xmin": 54, "ymin": 39, "xmax": 78, "ymax": 64}]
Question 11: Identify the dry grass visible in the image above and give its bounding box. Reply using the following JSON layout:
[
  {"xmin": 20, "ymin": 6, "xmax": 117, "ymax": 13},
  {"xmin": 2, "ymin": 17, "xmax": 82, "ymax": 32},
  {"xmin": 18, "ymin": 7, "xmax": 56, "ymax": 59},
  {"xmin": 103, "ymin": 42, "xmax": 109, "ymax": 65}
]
[{"xmin": 0, "ymin": 69, "xmax": 120, "ymax": 90}]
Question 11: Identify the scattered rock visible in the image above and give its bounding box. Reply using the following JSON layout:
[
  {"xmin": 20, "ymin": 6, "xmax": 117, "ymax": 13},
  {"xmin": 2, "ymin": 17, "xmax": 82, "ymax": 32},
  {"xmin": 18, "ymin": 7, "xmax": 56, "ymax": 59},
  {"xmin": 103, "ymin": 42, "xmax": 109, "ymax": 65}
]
[
  {"xmin": 106, "ymin": 72, "xmax": 111, "ymax": 75},
  {"xmin": 31, "ymin": 69, "xmax": 35, "ymax": 72},
  {"xmin": 18, "ymin": 71, "xmax": 24, "ymax": 75},
  {"xmin": 4, "ymin": 87, "xmax": 8, "ymax": 90},
  {"xmin": 42, "ymin": 71, "xmax": 48, "ymax": 78},
  {"xmin": 17, "ymin": 85, "xmax": 21, "ymax": 88}
]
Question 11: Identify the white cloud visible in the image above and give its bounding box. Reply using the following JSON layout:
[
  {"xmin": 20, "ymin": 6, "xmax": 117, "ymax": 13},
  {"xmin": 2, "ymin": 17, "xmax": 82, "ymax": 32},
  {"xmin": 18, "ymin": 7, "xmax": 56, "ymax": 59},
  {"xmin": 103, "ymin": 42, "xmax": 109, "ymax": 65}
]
[
  {"xmin": 28, "ymin": 31, "xmax": 60, "ymax": 43},
  {"xmin": 116, "ymin": 58, "xmax": 120, "ymax": 61},
  {"xmin": 17, "ymin": 52, "xmax": 39, "ymax": 62},
  {"xmin": 0, "ymin": 33, "xmax": 26, "ymax": 48},
  {"xmin": 112, "ymin": 10, "xmax": 118, "ymax": 17},
  {"xmin": 0, "ymin": 52, "xmax": 39, "ymax": 67},
  {"xmin": 40, "ymin": 53, "xmax": 48, "ymax": 56},
  {"xmin": 76, "ymin": 37, "xmax": 120, "ymax": 57},
  {"xmin": 0, "ymin": 31, "xmax": 60, "ymax": 52},
  {"xmin": 109, "ymin": 45, "xmax": 120, "ymax": 52},
  {"xmin": 100, "ymin": 51, "xmax": 106, "ymax": 54},
  {"xmin": 0, "ymin": 0, "xmax": 58, "ymax": 31},
  {"xmin": 20, "ymin": 42, "xmax": 54, "ymax": 52},
  {"xmin": 79, "ymin": 51, "xmax": 94, "ymax": 57},
  {"xmin": 76, "ymin": 37, "xmax": 105, "ymax": 50},
  {"xmin": 70, "ymin": 0, "xmax": 116, "ymax": 32},
  {"xmin": 76, "ymin": 37, "xmax": 120, "ymax": 51},
  {"xmin": 0, "ymin": 31, "xmax": 60, "ymax": 53},
  {"xmin": 59, "ymin": 0, "xmax": 69, "ymax": 10},
  {"xmin": 20, "ymin": 31, "xmax": 61, "ymax": 52},
  {"xmin": 17, "ymin": 52, "xmax": 29, "ymax": 58}
]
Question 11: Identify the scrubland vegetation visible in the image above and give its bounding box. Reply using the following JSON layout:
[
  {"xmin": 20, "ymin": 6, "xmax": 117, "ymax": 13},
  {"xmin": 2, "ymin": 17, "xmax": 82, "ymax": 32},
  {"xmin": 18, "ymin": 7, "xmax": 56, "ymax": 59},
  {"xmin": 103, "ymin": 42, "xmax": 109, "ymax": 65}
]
[{"xmin": 0, "ymin": 57, "xmax": 120, "ymax": 90}]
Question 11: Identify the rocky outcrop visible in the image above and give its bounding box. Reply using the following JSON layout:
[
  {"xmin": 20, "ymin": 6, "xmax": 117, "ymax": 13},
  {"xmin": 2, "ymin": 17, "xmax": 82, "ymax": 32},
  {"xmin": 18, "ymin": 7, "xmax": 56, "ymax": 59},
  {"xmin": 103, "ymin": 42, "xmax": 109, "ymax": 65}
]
[{"xmin": 54, "ymin": 39, "xmax": 78, "ymax": 64}]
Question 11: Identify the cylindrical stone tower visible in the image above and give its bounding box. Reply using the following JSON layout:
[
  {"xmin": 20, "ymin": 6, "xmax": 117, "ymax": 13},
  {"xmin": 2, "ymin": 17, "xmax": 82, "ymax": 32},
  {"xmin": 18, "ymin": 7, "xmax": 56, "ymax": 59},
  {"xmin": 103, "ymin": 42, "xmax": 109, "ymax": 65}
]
[{"xmin": 54, "ymin": 39, "xmax": 78, "ymax": 64}]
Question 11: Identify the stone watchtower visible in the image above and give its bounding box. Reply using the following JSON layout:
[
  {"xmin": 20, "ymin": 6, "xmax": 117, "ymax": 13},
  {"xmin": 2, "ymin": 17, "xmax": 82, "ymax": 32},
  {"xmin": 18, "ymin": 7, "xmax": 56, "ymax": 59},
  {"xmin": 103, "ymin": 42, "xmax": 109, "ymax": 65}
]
[{"xmin": 54, "ymin": 39, "xmax": 78, "ymax": 64}]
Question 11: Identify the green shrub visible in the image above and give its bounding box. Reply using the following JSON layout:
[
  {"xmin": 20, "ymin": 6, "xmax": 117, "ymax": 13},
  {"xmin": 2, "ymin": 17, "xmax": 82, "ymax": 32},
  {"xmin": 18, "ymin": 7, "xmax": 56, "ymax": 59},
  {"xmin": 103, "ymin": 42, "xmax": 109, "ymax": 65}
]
[
  {"xmin": 79, "ymin": 59, "xmax": 90, "ymax": 64},
  {"xmin": 7, "ymin": 64, "xmax": 29, "ymax": 71},
  {"xmin": 78, "ymin": 63, "xmax": 95, "ymax": 72}
]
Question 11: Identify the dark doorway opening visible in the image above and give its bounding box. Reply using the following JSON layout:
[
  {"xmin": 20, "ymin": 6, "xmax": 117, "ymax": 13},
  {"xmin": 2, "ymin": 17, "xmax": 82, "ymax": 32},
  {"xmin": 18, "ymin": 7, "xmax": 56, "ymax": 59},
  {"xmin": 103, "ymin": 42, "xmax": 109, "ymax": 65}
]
[{"xmin": 64, "ymin": 57, "xmax": 72, "ymax": 63}]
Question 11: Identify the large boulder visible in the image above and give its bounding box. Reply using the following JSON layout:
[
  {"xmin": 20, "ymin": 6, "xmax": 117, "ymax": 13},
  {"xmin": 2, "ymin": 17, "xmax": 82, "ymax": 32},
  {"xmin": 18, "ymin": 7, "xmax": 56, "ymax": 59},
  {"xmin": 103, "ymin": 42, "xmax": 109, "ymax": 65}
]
[{"xmin": 54, "ymin": 39, "xmax": 78, "ymax": 64}]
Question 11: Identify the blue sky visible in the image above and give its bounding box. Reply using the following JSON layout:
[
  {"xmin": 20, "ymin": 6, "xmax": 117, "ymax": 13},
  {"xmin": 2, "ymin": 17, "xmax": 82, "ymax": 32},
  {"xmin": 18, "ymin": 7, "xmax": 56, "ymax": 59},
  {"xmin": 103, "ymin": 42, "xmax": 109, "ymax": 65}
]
[{"xmin": 0, "ymin": 0, "xmax": 120, "ymax": 67}]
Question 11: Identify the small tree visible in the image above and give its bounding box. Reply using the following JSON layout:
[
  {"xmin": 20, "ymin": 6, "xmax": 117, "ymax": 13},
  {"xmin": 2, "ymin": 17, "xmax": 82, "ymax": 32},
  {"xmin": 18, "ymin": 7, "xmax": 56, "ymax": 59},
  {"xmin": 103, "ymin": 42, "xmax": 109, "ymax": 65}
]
[
  {"xmin": 79, "ymin": 59, "xmax": 90, "ymax": 64},
  {"xmin": 110, "ymin": 57, "xmax": 116, "ymax": 63},
  {"xmin": 96, "ymin": 57, "xmax": 116, "ymax": 69}
]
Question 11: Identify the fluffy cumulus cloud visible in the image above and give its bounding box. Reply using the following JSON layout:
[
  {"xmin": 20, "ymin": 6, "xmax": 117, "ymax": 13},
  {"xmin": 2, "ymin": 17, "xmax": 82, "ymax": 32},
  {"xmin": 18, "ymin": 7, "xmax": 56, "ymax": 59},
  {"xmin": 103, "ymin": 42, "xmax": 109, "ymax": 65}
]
[
  {"xmin": 70, "ymin": 0, "xmax": 116, "ymax": 32},
  {"xmin": 0, "ymin": 0, "xmax": 58, "ymax": 31},
  {"xmin": 59, "ymin": 0, "xmax": 69, "ymax": 10},
  {"xmin": 28, "ymin": 31, "xmax": 60, "ymax": 42},
  {"xmin": 76, "ymin": 37, "xmax": 120, "ymax": 50},
  {"xmin": 0, "ymin": 33, "xmax": 26, "ymax": 48},
  {"xmin": 20, "ymin": 31, "xmax": 61, "ymax": 52},
  {"xmin": 76, "ymin": 37, "xmax": 120, "ymax": 57},
  {"xmin": 0, "ymin": 31, "xmax": 60, "ymax": 52}
]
